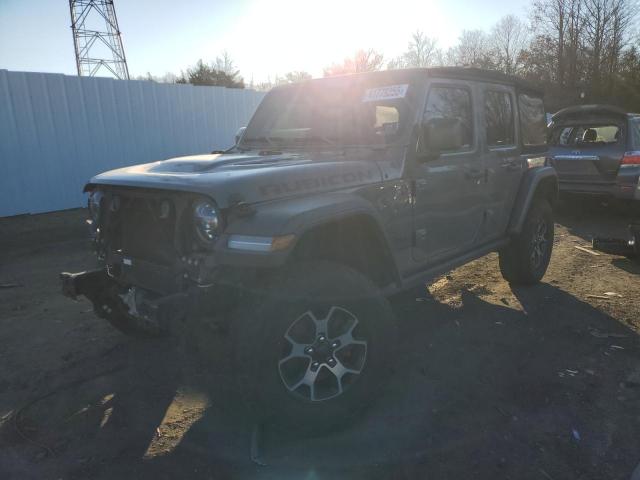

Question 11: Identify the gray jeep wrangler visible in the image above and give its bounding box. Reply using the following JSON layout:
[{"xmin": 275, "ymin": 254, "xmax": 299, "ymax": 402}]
[{"xmin": 61, "ymin": 67, "xmax": 558, "ymax": 432}]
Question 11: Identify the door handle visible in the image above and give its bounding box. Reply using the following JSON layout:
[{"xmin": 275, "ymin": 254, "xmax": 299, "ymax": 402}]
[
  {"xmin": 465, "ymin": 169, "xmax": 484, "ymax": 181},
  {"xmin": 501, "ymin": 160, "xmax": 521, "ymax": 172},
  {"xmin": 495, "ymin": 149, "xmax": 517, "ymax": 158}
]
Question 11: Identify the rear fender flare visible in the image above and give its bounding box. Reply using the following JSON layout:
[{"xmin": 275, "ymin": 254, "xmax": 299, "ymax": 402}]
[{"xmin": 508, "ymin": 166, "xmax": 558, "ymax": 234}]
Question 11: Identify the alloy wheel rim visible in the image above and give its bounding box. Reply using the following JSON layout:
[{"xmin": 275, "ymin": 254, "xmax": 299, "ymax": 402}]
[
  {"xmin": 530, "ymin": 219, "xmax": 548, "ymax": 269},
  {"xmin": 277, "ymin": 306, "xmax": 368, "ymax": 402}
]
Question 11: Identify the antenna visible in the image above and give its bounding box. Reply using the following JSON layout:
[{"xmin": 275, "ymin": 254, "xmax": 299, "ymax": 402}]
[{"xmin": 69, "ymin": 0, "xmax": 130, "ymax": 79}]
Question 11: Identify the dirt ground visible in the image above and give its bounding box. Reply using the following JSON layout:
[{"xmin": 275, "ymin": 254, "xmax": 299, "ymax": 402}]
[{"xmin": 1, "ymin": 199, "xmax": 639, "ymax": 480}]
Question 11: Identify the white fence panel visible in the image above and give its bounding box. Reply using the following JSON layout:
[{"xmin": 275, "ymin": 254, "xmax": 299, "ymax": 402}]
[{"xmin": 0, "ymin": 70, "xmax": 265, "ymax": 217}]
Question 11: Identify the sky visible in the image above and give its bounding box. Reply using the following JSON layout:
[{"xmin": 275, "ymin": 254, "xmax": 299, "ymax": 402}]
[{"xmin": 0, "ymin": 0, "xmax": 530, "ymax": 84}]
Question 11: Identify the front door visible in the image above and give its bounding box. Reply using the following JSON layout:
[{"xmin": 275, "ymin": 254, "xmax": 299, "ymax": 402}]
[{"xmin": 412, "ymin": 83, "xmax": 486, "ymax": 264}]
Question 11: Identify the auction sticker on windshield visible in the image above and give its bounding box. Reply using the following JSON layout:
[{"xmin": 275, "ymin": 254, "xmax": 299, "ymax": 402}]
[{"xmin": 362, "ymin": 84, "xmax": 408, "ymax": 102}]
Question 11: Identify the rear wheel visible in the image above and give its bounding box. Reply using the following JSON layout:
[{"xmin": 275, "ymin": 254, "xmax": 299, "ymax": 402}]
[
  {"xmin": 499, "ymin": 198, "xmax": 554, "ymax": 285},
  {"xmin": 230, "ymin": 261, "xmax": 397, "ymax": 434}
]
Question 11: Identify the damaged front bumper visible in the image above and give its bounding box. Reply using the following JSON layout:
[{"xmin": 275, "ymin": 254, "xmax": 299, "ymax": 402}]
[{"xmin": 60, "ymin": 269, "xmax": 198, "ymax": 335}]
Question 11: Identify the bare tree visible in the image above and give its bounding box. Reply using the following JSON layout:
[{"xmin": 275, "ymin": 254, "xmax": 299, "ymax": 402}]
[
  {"xmin": 565, "ymin": 0, "xmax": 584, "ymax": 87},
  {"xmin": 519, "ymin": 34, "xmax": 559, "ymax": 83},
  {"xmin": 603, "ymin": 0, "xmax": 637, "ymax": 85},
  {"xmin": 492, "ymin": 15, "xmax": 530, "ymax": 74},
  {"xmin": 531, "ymin": 0, "xmax": 569, "ymax": 84},
  {"xmin": 254, "ymin": 71, "xmax": 313, "ymax": 91},
  {"xmin": 582, "ymin": 0, "xmax": 636, "ymax": 91},
  {"xmin": 282, "ymin": 71, "xmax": 312, "ymax": 83},
  {"xmin": 445, "ymin": 30, "xmax": 496, "ymax": 68},
  {"xmin": 323, "ymin": 49, "xmax": 384, "ymax": 76},
  {"xmin": 530, "ymin": 0, "xmax": 587, "ymax": 87},
  {"xmin": 388, "ymin": 30, "xmax": 440, "ymax": 69},
  {"xmin": 213, "ymin": 51, "xmax": 242, "ymax": 78}
]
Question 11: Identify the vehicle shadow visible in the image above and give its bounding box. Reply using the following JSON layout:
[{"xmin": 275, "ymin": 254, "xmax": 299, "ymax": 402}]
[
  {"xmin": 555, "ymin": 195, "xmax": 638, "ymax": 242},
  {"xmin": 10, "ymin": 282, "xmax": 638, "ymax": 480},
  {"xmin": 555, "ymin": 196, "xmax": 640, "ymax": 277},
  {"xmin": 92, "ymin": 281, "xmax": 639, "ymax": 480},
  {"xmin": 611, "ymin": 257, "xmax": 640, "ymax": 275}
]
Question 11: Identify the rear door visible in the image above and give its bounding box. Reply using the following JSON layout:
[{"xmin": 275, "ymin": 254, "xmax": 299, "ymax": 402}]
[
  {"xmin": 480, "ymin": 84, "xmax": 523, "ymax": 240},
  {"xmin": 549, "ymin": 122, "xmax": 626, "ymax": 185}
]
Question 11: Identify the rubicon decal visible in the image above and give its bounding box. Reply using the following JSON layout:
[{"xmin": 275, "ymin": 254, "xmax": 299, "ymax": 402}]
[{"xmin": 259, "ymin": 170, "xmax": 376, "ymax": 197}]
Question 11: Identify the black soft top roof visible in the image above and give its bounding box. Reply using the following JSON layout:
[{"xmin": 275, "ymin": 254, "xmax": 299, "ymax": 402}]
[
  {"xmin": 419, "ymin": 67, "xmax": 543, "ymax": 94},
  {"xmin": 277, "ymin": 67, "xmax": 544, "ymax": 95}
]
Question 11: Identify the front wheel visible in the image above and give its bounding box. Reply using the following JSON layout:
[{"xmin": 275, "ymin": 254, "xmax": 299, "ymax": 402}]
[
  {"xmin": 231, "ymin": 261, "xmax": 397, "ymax": 434},
  {"xmin": 499, "ymin": 198, "xmax": 554, "ymax": 285}
]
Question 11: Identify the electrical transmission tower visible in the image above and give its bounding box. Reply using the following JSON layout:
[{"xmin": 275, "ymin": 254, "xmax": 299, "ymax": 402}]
[{"xmin": 69, "ymin": 0, "xmax": 130, "ymax": 79}]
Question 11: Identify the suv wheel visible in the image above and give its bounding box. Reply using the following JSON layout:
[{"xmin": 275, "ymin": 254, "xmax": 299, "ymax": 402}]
[
  {"xmin": 231, "ymin": 261, "xmax": 397, "ymax": 434},
  {"xmin": 499, "ymin": 198, "xmax": 554, "ymax": 285}
]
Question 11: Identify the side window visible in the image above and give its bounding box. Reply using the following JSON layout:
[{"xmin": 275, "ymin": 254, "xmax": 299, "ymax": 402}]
[
  {"xmin": 518, "ymin": 93, "xmax": 547, "ymax": 148},
  {"xmin": 424, "ymin": 86, "xmax": 473, "ymax": 151},
  {"xmin": 374, "ymin": 105, "xmax": 400, "ymax": 137},
  {"xmin": 629, "ymin": 118, "xmax": 640, "ymax": 148},
  {"xmin": 485, "ymin": 91, "xmax": 515, "ymax": 146}
]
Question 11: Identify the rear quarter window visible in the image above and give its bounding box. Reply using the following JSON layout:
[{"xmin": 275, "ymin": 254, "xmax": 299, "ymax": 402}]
[{"xmin": 518, "ymin": 93, "xmax": 547, "ymax": 149}]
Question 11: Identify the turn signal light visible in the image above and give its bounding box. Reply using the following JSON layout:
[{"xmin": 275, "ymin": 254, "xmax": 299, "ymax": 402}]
[{"xmin": 621, "ymin": 152, "xmax": 640, "ymax": 165}]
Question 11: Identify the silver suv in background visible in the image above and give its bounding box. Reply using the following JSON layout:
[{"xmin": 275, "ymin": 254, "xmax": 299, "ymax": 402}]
[{"xmin": 548, "ymin": 105, "xmax": 640, "ymax": 202}]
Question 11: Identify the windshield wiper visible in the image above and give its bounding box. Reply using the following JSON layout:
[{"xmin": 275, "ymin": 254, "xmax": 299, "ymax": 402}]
[{"xmin": 303, "ymin": 135, "xmax": 337, "ymax": 147}]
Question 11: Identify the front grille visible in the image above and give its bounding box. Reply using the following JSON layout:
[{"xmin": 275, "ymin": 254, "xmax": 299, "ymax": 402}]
[
  {"xmin": 123, "ymin": 198, "xmax": 176, "ymax": 263},
  {"xmin": 101, "ymin": 190, "xmax": 183, "ymax": 266}
]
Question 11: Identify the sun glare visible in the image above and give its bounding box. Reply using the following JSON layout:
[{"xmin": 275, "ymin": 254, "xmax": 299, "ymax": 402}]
[{"xmin": 217, "ymin": 0, "xmax": 447, "ymax": 79}]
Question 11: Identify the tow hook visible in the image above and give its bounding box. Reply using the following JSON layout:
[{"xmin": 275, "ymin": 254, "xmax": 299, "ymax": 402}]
[{"xmin": 59, "ymin": 269, "xmax": 111, "ymax": 300}]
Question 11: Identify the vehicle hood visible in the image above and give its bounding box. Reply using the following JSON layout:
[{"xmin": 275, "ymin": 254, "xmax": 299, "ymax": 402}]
[{"xmin": 88, "ymin": 151, "xmax": 384, "ymax": 207}]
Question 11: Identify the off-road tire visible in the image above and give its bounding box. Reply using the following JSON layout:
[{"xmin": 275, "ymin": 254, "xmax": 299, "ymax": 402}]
[
  {"xmin": 230, "ymin": 261, "xmax": 397, "ymax": 435},
  {"xmin": 499, "ymin": 198, "xmax": 554, "ymax": 285}
]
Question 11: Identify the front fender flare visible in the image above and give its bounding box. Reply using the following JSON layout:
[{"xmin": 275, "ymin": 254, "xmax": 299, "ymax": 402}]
[{"xmin": 215, "ymin": 193, "xmax": 397, "ymax": 273}]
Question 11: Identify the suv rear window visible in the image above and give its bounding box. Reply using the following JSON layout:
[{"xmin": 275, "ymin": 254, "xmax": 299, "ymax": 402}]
[
  {"xmin": 518, "ymin": 93, "xmax": 546, "ymax": 148},
  {"xmin": 551, "ymin": 125, "xmax": 621, "ymax": 146}
]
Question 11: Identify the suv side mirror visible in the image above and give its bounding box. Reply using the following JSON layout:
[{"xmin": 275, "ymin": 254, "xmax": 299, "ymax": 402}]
[
  {"xmin": 235, "ymin": 126, "xmax": 247, "ymax": 146},
  {"xmin": 417, "ymin": 118, "xmax": 464, "ymax": 161}
]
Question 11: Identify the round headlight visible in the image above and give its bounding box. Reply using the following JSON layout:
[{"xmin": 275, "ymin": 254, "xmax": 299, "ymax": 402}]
[
  {"xmin": 193, "ymin": 200, "xmax": 221, "ymax": 242},
  {"xmin": 88, "ymin": 190, "xmax": 103, "ymax": 222}
]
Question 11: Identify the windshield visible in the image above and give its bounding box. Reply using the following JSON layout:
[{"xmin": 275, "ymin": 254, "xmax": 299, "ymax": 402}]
[{"xmin": 240, "ymin": 76, "xmax": 418, "ymax": 149}]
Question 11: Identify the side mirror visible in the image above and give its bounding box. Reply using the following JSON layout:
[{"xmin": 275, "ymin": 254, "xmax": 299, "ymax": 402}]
[
  {"xmin": 417, "ymin": 118, "xmax": 464, "ymax": 161},
  {"xmin": 235, "ymin": 126, "xmax": 247, "ymax": 145}
]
